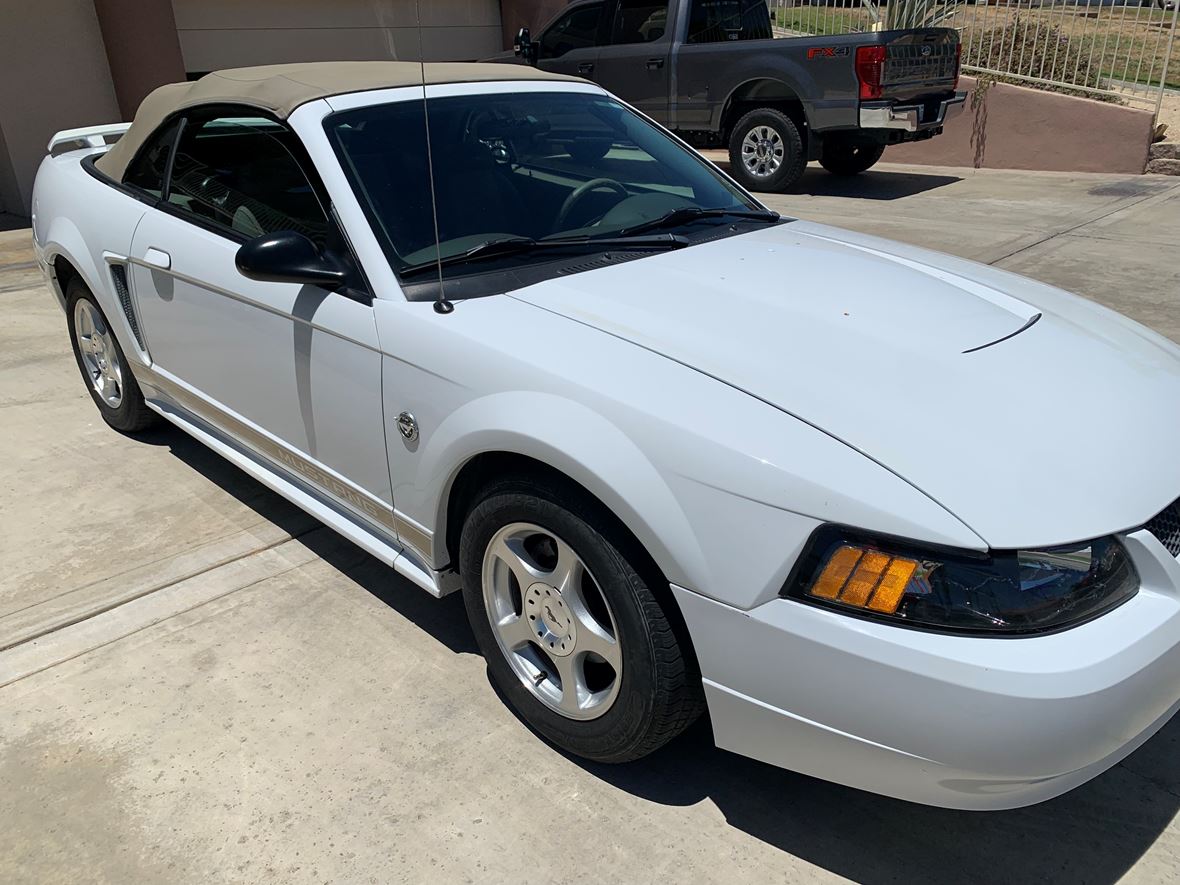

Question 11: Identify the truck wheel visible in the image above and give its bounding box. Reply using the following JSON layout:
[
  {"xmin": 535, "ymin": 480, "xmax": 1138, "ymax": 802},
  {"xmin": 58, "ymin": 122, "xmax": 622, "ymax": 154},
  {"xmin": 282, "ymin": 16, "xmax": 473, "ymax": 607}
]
[
  {"xmin": 459, "ymin": 474, "xmax": 704, "ymax": 763},
  {"xmin": 727, "ymin": 108, "xmax": 805, "ymax": 193},
  {"xmin": 819, "ymin": 137, "xmax": 885, "ymax": 176},
  {"xmin": 66, "ymin": 277, "xmax": 158, "ymax": 434}
]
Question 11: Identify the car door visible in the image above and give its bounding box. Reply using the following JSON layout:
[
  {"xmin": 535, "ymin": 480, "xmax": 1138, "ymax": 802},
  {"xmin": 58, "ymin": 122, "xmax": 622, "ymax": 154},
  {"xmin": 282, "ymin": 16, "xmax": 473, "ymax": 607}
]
[
  {"xmin": 127, "ymin": 109, "xmax": 396, "ymax": 533},
  {"xmin": 536, "ymin": 0, "xmax": 606, "ymax": 79},
  {"xmin": 592, "ymin": 0, "xmax": 673, "ymax": 125}
]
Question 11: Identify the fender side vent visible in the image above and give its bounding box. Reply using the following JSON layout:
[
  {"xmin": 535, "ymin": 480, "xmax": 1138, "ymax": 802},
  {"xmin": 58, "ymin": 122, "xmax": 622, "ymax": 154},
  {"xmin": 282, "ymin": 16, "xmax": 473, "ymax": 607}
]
[{"xmin": 109, "ymin": 264, "xmax": 145, "ymax": 352}]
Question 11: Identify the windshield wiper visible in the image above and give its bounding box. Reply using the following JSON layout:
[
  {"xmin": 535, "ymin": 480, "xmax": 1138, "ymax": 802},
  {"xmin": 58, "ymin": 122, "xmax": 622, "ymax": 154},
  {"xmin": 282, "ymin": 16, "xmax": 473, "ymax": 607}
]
[
  {"xmin": 400, "ymin": 233, "xmax": 689, "ymax": 278},
  {"xmin": 611, "ymin": 207, "xmax": 780, "ymax": 238}
]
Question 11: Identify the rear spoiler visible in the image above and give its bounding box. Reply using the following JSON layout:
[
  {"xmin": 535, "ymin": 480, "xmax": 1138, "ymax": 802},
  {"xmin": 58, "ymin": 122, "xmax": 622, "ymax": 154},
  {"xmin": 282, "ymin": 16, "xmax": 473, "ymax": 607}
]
[{"xmin": 47, "ymin": 122, "xmax": 131, "ymax": 156}]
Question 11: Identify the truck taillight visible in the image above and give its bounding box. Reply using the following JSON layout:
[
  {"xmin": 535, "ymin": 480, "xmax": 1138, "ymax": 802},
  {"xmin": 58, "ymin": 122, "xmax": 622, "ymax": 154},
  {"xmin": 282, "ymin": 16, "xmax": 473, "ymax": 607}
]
[
  {"xmin": 953, "ymin": 42, "xmax": 962, "ymax": 91},
  {"xmin": 855, "ymin": 45, "xmax": 886, "ymax": 101}
]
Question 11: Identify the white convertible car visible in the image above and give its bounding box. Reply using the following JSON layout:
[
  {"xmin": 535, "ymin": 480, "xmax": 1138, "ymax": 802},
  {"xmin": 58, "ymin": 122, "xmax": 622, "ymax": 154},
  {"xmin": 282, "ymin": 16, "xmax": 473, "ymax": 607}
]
[{"xmin": 32, "ymin": 62, "xmax": 1180, "ymax": 810}]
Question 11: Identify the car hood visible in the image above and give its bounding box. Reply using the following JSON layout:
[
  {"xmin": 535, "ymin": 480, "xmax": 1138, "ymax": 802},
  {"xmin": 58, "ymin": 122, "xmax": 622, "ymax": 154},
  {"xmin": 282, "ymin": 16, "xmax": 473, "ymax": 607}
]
[{"xmin": 511, "ymin": 220, "xmax": 1180, "ymax": 548}]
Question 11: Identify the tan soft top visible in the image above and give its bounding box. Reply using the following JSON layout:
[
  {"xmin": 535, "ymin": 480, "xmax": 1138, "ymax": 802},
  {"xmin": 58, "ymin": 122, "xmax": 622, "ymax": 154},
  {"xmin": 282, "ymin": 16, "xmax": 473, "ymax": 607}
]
[{"xmin": 96, "ymin": 61, "xmax": 578, "ymax": 181}]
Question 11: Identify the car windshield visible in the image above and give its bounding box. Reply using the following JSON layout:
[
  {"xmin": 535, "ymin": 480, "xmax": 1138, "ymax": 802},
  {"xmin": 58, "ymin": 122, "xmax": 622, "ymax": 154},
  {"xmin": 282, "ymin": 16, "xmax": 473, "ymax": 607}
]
[{"xmin": 325, "ymin": 90, "xmax": 767, "ymax": 284}]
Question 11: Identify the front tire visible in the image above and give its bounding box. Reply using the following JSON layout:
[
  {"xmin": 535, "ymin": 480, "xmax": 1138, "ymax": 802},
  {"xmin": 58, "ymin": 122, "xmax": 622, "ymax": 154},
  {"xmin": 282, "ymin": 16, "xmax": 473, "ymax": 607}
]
[
  {"xmin": 65, "ymin": 277, "xmax": 158, "ymax": 433},
  {"xmin": 459, "ymin": 475, "xmax": 703, "ymax": 763},
  {"xmin": 819, "ymin": 136, "xmax": 885, "ymax": 176},
  {"xmin": 727, "ymin": 108, "xmax": 806, "ymax": 193}
]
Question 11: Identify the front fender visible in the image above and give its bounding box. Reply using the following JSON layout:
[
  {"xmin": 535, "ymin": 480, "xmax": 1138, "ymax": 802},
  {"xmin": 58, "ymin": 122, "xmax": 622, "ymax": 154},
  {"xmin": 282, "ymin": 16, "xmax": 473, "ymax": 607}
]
[
  {"xmin": 377, "ymin": 296, "xmax": 981, "ymax": 610},
  {"xmin": 418, "ymin": 391, "xmax": 711, "ymax": 591}
]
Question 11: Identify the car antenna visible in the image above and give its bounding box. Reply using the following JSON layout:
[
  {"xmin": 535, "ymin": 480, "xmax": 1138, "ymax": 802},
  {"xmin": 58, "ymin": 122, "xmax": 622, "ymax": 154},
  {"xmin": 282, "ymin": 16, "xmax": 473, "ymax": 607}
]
[{"xmin": 415, "ymin": 0, "xmax": 453, "ymax": 315}]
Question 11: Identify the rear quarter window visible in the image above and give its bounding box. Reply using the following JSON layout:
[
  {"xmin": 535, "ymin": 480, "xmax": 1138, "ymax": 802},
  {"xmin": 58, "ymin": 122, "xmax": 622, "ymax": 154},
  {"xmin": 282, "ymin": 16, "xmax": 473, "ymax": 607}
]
[{"xmin": 123, "ymin": 119, "xmax": 182, "ymax": 197}]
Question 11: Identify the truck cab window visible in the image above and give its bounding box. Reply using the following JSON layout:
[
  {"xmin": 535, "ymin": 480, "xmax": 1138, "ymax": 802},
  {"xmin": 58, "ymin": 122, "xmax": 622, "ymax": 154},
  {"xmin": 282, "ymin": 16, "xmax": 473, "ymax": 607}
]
[
  {"xmin": 686, "ymin": 0, "xmax": 773, "ymax": 44},
  {"xmin": 539, "ymin": 3, "xmax": 604, "ymax": 59},
  {"xmin": 609, "ymin": 0, "xmax": 669, "ymax": 44}
]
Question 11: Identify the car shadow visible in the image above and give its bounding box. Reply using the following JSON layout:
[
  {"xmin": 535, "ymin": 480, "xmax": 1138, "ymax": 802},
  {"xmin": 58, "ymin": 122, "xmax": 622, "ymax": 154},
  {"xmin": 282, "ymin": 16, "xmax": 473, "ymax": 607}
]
[
  {"xmin": 147, "ymin": 424, "xmax": 1179, "ymax": 882},
  {"xmin": 565, "ymin": 714, "xmax": 1180, "ymax": 884},
  {"xmin": 783, "ymin": 166, "xmax": 964, "ymax": 200},
  {"xmin": 144, "ymin": 424, "xmax": 478, "ymax": 656}
]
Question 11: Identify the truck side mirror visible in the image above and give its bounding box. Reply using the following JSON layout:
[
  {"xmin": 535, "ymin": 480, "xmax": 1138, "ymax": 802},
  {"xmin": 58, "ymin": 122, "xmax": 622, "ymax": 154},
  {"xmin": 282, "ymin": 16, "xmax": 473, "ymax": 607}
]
[{"xmin": 515, "ymin": 27, "xmax": 538, "ymax": 66}]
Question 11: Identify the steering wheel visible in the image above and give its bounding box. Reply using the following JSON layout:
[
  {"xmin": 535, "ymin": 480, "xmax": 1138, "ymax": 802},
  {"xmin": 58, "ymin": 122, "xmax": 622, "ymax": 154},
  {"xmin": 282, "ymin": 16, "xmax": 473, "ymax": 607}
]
[{"xmin": 555, "ymin": 178, "xmax": 628, "ymax": 231}]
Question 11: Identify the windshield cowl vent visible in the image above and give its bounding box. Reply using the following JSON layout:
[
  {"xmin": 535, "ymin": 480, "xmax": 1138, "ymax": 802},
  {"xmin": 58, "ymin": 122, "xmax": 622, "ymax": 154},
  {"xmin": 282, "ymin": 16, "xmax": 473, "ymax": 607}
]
[{"xmin": 556, "ymin": 252, "xmax": 647, "ymax": 276}]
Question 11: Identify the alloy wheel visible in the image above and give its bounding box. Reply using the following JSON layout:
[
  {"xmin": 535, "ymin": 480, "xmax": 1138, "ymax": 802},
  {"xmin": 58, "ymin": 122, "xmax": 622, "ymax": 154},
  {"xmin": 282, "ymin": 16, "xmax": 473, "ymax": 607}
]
[
  {"xmin": 481, "ymin": 522, "xmax": 622, "ymax": 721},
  {"xmin": 73, "ymin": 299, "xmax": 123, "ymax": 408},
  {"xmin": 741, "ymin": 125, "xmax": 785, "ymax": 179}
]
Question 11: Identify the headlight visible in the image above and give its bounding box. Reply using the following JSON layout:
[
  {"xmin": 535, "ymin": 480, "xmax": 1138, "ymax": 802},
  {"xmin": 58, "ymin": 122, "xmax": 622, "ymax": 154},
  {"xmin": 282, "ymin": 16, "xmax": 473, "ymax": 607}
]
[{"xmin": 784, "ymin": 526, "xmax": 1139, "ymax": 635}]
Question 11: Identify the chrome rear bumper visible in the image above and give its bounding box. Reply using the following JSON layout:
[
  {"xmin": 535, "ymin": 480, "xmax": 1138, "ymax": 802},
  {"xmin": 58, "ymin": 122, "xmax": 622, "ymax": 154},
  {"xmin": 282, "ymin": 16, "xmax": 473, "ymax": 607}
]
[{"xmin": 860, "ymin": 92, "xmax": 967, "ymax": 132}]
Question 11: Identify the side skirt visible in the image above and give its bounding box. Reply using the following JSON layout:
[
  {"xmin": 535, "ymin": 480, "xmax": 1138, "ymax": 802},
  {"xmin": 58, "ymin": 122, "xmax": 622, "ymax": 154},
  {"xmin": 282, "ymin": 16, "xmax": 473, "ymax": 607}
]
[{"xmin": 144, "ymin": 397, "xmax": 460, "ymax": 598}]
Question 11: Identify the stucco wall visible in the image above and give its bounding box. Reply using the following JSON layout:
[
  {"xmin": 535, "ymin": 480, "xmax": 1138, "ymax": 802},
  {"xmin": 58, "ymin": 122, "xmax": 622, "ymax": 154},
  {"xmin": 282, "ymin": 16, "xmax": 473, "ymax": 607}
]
[
  {"xmin": 888, "ymin": 75, "xmax": 1154, "ymax": 175},
  {"xmin": 94, "ymin": 0, "xmax": 186, "ymax": 120},
  {"xmin": 0, "ymin": 0, "xmax": 122, "ymax": 216},
  {"xmin": 171, "ymin": 0, "xmax": 504, "ymax": 72},
  {"xmin": 0, "ymin": 121, "xmax": 17, "ymax": 217}
]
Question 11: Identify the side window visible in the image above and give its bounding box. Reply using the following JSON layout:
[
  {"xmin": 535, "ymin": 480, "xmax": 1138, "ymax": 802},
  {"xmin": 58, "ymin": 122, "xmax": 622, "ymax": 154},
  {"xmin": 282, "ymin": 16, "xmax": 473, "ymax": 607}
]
[
  {"xmin": 686, "ymin": 0, "xmax": 773, "ymax": 44},
  {"xmin": 539, "ymin": 3, "xmax": 604, "ymax": 59},
  {"xmin": 608, "ymin": 0, "xmax": 669, "ymax": 45},
  {"xmin": 123, "ymin": 119, "xmax": 182, "ymax": 197},
  {"xmin": 166, "ymin": 114, "xmax": 330, "ymax": 246}
]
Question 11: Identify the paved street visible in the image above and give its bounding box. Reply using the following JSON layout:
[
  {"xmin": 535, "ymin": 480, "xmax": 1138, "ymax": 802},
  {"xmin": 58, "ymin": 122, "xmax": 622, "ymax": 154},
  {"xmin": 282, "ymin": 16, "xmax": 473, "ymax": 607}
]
[{"xmin": 2, "ymin": 164, "xmax": 1180, "ymax": 884}]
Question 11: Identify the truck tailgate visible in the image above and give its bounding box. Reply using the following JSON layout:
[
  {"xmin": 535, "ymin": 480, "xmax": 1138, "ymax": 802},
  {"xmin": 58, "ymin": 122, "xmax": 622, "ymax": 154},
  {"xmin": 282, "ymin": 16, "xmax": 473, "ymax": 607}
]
[{"xmin": 881, "ymin": 29, "xmax": 960, "ymax": 102}]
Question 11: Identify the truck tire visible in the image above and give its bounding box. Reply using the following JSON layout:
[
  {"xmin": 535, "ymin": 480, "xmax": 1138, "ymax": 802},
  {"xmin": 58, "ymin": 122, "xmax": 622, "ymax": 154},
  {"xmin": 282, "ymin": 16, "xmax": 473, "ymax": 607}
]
[
  {"xmin": 819, "ymin": 136, "xmax": 885, "ymax": 176},
  {"xmin": 727, "ymin": 108, "xmax": 805, "ymax": 193}
]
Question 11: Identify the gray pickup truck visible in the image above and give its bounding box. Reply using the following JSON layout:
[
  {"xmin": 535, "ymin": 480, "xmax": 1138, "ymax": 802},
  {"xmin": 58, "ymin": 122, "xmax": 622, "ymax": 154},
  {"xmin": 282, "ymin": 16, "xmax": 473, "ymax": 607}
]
[{"xmin": 504, "ymin": 0, "xmax": 965, "ymax": 191}]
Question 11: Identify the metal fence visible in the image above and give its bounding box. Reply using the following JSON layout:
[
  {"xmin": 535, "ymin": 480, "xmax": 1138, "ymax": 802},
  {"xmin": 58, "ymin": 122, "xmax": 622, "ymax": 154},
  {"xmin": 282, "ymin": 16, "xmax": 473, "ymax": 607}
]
[{"xmin": 768, "ymin": 0, "xmax": 1179, "ymax": 117}]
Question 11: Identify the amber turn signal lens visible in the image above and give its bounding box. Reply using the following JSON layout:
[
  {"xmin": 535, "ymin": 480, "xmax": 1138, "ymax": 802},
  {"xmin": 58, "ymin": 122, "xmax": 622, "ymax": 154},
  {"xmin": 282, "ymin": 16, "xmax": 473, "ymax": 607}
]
[{"xmin": 808, "ymin": 545, "xmax": 919, "ymax": 615}]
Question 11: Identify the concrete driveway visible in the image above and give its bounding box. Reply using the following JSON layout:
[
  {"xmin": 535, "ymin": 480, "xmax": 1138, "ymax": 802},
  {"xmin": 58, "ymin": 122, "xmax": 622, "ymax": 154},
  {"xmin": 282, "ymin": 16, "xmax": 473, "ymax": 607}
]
[{"xmin": 2, "ymin": 164, "xmax": 1180, "ymax": 884}]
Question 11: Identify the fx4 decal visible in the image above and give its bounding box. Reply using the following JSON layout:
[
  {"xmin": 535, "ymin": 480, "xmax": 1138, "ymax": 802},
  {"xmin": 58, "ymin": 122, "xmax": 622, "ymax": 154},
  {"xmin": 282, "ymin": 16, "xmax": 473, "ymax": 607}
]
[{"xmin": 807, "ymin": 46, "xmax": 851, "ymax": 60}]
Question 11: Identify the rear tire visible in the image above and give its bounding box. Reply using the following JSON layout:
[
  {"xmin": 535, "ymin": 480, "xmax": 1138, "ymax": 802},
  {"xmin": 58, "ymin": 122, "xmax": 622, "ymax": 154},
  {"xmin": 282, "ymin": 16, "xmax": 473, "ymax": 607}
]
[
  {"xmin": 727, "ymin": 108, "xmax": 806, "ymax": 193},
  {"xmin": 819, "ymin": 136, "xmax": 885, "ymax": 176},
  {"xmin": 459, "ymin": 474, "xmax": 703, "ymax": 763},
  {"xmin": 65, "ymin": 277, "xmax": 158, "ymax": 434}
]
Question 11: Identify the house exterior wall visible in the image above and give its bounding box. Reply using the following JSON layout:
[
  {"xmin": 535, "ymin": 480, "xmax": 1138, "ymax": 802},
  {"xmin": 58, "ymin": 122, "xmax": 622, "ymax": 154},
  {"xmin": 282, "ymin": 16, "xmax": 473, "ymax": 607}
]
[
  {"xmin": 94, "ymin": 0, "xmax": 186, "ymax": 119},
  {"xmin": 0, "ymin": 0, "xmax": 122, "ymax": 215},
  {"xmin": 0, "ymin": 0, "xmax": 513, "ymax": 217},
  {"xmin": 170, "ymin": 0, "xmax": 505, "ymax": 73}
]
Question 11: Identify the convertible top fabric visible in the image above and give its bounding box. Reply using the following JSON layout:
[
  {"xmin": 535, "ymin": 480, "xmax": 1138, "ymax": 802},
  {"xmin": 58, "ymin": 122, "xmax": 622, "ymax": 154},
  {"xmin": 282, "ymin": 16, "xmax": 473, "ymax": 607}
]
[{"xmin": 95, "ymin": 61, "xmax": 578, "ymax": 181}]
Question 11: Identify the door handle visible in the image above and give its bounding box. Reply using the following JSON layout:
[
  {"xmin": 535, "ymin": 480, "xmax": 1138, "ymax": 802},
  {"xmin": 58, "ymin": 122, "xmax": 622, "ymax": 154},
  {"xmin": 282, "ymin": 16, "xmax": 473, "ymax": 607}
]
[
  {"xmin": 646, "ymin": 57, "xmax": 665, "ymax": 70},
  {"xmin": 577, "ymin": 62, "xmax": 595, "ymax": 74},
  {"xmin": 143, "ymin": 247, "xmax": 171, "ymax": 270}
]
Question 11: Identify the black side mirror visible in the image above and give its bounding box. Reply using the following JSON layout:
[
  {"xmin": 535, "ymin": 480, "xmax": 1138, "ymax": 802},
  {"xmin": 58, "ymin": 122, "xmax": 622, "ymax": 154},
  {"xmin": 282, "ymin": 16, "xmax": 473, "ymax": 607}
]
[
  {"xmin": 235, "ymin": 230, "xmax": 347, "ymax": 290},
  {"xmin": 514, "ymin": 26, "xmax": 538, "ymax": 66}
]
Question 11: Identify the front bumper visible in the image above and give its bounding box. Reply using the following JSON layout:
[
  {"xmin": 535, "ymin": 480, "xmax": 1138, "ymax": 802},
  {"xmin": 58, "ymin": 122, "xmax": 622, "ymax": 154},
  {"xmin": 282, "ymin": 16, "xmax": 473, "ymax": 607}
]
[
  {"xmin": 859, "ymin": 91, "xmax": 966, "ymax": 132},
  {"xmin": 673, "ymin": 529, "xmax": 1180, "ymax": 810}
]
